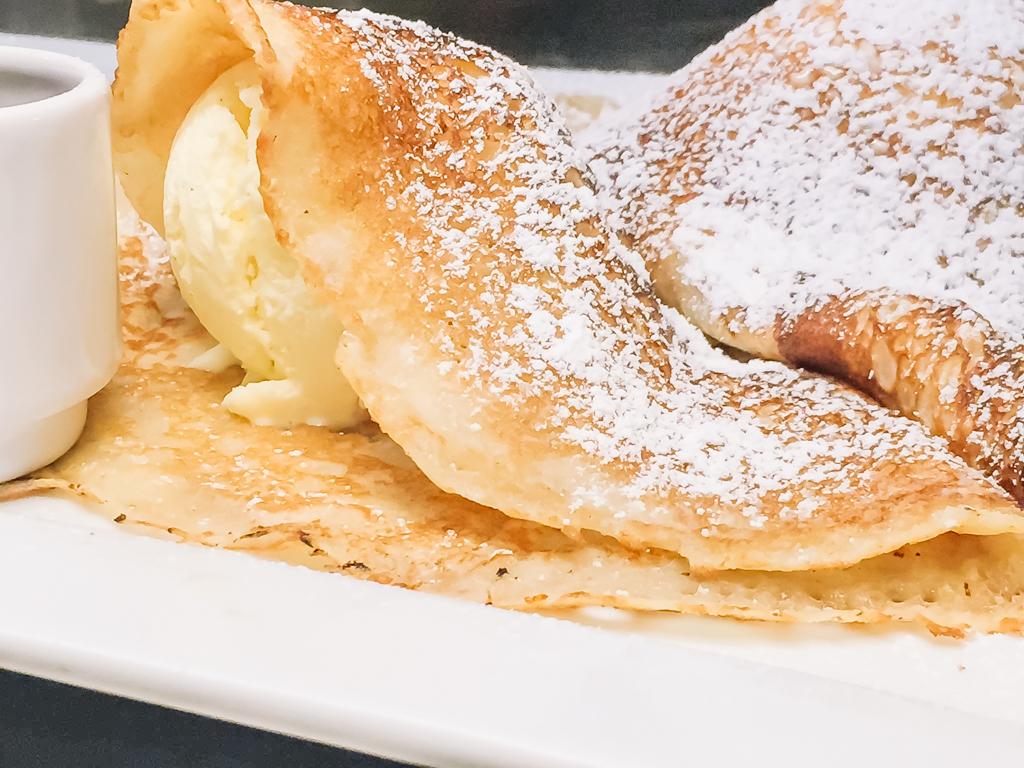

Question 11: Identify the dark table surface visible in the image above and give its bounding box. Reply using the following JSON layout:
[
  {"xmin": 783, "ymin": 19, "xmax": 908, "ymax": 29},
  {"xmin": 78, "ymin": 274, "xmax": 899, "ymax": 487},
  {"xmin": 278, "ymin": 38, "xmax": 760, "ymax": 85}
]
[
  {"xmin": 0, "ymin": 669, "xmax": 408, "ymax": 768},
  {"xmin": 0, "ymin": 2, "xmax": 773, "ymax": 766}
]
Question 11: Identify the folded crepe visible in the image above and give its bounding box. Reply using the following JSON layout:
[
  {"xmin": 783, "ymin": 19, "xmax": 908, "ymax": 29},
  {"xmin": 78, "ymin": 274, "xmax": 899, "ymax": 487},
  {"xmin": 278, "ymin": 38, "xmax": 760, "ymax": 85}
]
[
  {"xmin": 590, "ymin": 0, "xmax": 1024, "ymax": 502},
  {"xmin": 5, "ymin": 0, "xmax": 1024, "ymax": 635},
  {"xmin": 6, "ymin": 218, "xmax": 1024, "ymax": 636},
  {"xmin": 106, "ymin": 0, "xmax": 1024, "ymax": 572}
]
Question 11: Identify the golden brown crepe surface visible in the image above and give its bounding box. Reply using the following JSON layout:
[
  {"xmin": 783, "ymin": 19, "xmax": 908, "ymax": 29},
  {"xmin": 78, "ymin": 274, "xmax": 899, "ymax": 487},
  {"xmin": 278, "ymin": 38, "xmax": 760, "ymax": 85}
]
[
  {"xmin": 590, "ymin": 0, "xmax": 1024, "ymax": 502},
  {"xmin": 108, "ymin": 0, "xmax": 1024, "ymax": 572}
]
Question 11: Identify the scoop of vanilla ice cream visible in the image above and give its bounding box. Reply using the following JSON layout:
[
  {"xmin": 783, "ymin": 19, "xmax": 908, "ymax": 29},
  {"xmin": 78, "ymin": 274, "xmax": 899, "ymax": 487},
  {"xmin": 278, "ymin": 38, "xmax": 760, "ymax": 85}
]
[{"xmin": 163, "ymin": 60, "xmax": 365, "ymax": 429}]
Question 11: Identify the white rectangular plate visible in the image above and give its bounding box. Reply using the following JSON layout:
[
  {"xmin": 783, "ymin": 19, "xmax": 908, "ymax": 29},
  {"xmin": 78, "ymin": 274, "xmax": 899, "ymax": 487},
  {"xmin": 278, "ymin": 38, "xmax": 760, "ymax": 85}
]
[
  {"xmin": 4, "ymin": 495, "xmax": 1024, "ymax": 767},
  {"xmin": 3, "ymin": 34, "xmax": 1024, "ymax": 767}
]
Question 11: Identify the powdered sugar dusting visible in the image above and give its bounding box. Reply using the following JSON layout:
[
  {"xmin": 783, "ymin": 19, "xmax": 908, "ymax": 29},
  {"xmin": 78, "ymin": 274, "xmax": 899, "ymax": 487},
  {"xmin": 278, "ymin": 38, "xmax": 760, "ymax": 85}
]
[
  {"xmin": 297, "ymin": 6, "xmax": 1002, "ymax": 539},
  {"xmin": 594, "ymin": 0, "xmax": 1024, "ymax": 340}
]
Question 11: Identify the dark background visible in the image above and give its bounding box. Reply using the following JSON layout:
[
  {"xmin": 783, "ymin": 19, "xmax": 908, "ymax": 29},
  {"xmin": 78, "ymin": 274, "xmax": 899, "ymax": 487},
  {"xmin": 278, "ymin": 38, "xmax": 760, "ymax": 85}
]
[
  {"xmin": 1, "ymin": 0, "xmax": 772, "ymax": 70},
  {"xmin": 0, "ymin": 1, "xmax": 774, "ymax": 766}
]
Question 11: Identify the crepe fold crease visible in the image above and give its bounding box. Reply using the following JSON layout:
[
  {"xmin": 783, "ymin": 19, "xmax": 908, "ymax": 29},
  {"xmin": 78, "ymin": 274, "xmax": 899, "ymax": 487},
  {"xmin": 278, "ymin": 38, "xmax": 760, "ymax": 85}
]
[{"xmin": 589, "ymin": 0, "xmax": 1024, "ymax": 504}]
